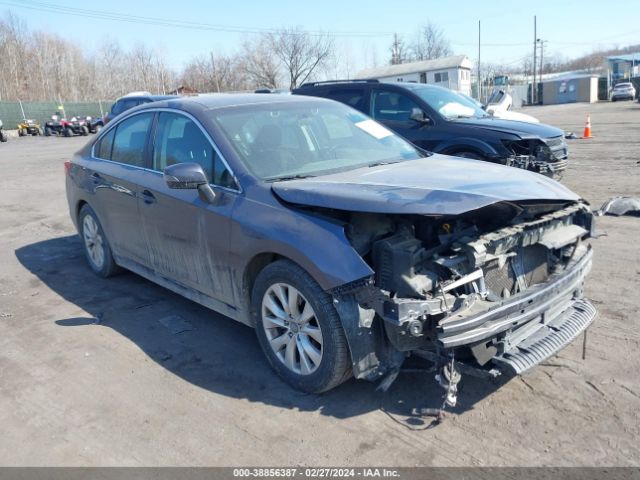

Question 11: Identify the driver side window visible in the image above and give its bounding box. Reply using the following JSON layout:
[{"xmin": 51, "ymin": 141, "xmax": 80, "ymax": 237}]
[
  {"xmin": 152, "ymin": 112, "xmax": 238, "ymax": 190},
  {"xmin": 370, "ymin": 90, "xmax": 420, "ymax": 123}
]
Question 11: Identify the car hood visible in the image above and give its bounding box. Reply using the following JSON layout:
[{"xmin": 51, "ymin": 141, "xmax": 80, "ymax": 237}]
[
  {"xmin": 271, "ymin": 155, "xmax": 580, "ymax": 216},
  {"xmin": 452, "ymin": 116, "xmax": 561, "ymax": 138},
  {"xmin": 486, "ymin": 109, "xmax": 540, "ymax": 124}
]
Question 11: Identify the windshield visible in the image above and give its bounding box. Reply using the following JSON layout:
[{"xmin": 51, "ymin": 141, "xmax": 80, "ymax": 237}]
[
  {"xmin": 412, "ymin": 86, "xmax": 489, "ymax": 120},
  {"xmin": 212, "ymin": 101, "xmax": 426, "ymax": 181}
]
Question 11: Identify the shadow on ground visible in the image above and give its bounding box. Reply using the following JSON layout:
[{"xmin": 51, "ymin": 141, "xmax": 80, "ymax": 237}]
[{"xmin": 16, "ymin": 235, "xmax": 508, "ymax": 426}]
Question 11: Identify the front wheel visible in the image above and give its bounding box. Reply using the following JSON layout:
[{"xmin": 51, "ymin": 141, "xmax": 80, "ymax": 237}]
[
  {"xmin": 78, "ymin": 205, "xmax": 120, "ymax": 277},
  {"xmin": 81, "ymin": 126, "xmax": 89, "ymax": 136},
  {"xmin": 252, "ymin": 260, "xmax": 352, "ymax": 393},
  {"xmin": 64, "ymin": 127, "xmax": 72, "ymax": 137}
]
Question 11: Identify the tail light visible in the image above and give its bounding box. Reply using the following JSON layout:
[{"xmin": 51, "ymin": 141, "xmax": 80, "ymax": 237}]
[{"xmin": 64, "ymin": 161, "xmax": 72, "ymax": 175}]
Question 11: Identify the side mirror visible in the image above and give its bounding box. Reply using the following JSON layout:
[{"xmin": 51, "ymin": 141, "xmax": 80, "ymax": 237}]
[
  {"xmin": 410, "ymin": 108, "xmax": 431, "ymax": 124},
  {"xmin": 164, "ymin": 162, "xmax": 216, "ymax": 203},
  {"xmin": 164, "ymin": 162, "xmax": 208, "ymax": 189}
]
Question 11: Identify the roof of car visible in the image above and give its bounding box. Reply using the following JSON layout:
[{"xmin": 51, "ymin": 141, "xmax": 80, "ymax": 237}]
[
  {"xmin": 295, "ymin": 80, "xmax": 449, "ymax": 93},
  {"xmin": 116, "ymin": 94, "xmax": 177, "ymax": 102},
  {"xmin": 160, "ymin": 93, "xmax": 332, "ymax": 110}
]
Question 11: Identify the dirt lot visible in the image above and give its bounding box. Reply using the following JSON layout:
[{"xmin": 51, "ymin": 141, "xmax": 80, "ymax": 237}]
[{"xmin": 0, "ymin": 101, "xmax": 639, "ymax": 466}]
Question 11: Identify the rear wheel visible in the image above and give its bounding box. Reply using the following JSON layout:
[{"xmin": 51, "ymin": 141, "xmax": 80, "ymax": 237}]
[
  {"xmin": 252, "ymin": 260, "xmax": 351, "ymax": 393},
  {"xmin": 78, "ymin": 205, "xmax": 120, "ymax": 277}
]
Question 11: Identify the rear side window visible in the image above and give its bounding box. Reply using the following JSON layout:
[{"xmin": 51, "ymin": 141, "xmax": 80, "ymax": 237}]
[
  {"xmin": 95, "ymin": 128, "xmax": 115, "ymax": 160},
  {"xmin": 152, "ymin": 112, "xmax": 237, "ymax": 189},
  {"xmin": 110, "ymin": 113, "xmax": 154, "ymax": 167},
  {"xmin": 326, "ymin": 88, "xmax": 366, "ymax": 112}
]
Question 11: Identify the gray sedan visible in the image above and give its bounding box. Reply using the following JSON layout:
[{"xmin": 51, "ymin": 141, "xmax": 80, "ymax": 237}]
[{"xmin": 65, "ymin": 94, "xmax": 596, "ymax": 401}]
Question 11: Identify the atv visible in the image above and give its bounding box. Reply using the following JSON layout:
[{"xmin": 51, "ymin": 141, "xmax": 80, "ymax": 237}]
[
  {"xmin": 17, "ymin": 119, "xmax": 42, "ymax": 136},
  {"xmin": 87, "ymin": 115, "xmax": 104, "ymax": 134},
  {"xmin": 0, "ymin": 120, "xmax": 7, "ymax": 143},
  {"xmin": 44, "ymin": 115, "xmax": 89, "ymax": 137}
]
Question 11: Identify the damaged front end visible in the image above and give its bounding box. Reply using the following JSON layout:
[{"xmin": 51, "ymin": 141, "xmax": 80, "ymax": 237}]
[
  {"xmin": 331, "ymin": 200, "xmax": 596, "ymax": 401},
  {"xmin": 502, "ymin": 136, "xmax": 569, "ymax": 178}
]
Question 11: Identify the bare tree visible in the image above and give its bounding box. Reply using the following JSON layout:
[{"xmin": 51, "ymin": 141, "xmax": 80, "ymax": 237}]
[
  {"xmin": 241, "ymin": 38, "xmax": 281, "ymax": 89},
  {"xmin": 411, "ymin": 21, "xmax": 452, "ymax": 61},
  {"xmin": 267, "ymin": 28, "xmax": 333, "ymax": 89},
  {"xmin": 389, "ymin": 33, "xmax": 408, "ymax": 65},
  {"xmin": 180, "ymin": 52, "xmax": 250, "ymax": 93}
]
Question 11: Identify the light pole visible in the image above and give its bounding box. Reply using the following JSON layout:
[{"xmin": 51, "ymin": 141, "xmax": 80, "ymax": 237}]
[{"xmin": 536, "ymin": 38, "xmax": 547, "ymax": 104}]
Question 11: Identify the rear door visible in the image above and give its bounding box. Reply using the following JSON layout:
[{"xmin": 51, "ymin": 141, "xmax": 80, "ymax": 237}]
[
  {"xmin": 136, "ymin": 110, "xmax": 240, "ymax": 304},
  {"xmin": 88, "ymin": 112, "xmax": 154, "ymax": 266}
]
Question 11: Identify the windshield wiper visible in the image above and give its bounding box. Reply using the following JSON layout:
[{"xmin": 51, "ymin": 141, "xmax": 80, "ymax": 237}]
[
  {"xmin": 267, "ymin": 174, "xmax": 316, "ymax": 182},
  {"xmin": 367, "ymin": 160, "xmax": 403, "ymax": 168}
]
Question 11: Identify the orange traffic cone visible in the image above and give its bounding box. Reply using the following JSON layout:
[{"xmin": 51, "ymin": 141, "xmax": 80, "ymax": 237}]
[{"xmin": 582, "ymin": 115, "xmax": 592, "ymax": 139}]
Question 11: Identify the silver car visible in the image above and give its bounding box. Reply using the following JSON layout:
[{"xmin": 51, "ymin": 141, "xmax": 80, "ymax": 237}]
[{"xmin": 611, "ymin": 82, "xmax": 636, "ymax": 101}]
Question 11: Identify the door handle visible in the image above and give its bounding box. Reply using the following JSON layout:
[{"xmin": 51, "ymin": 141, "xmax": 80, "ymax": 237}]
[
  {"xmin": 90, "ymin": 172, "xmax": 103, "ymax": 184},
  {"xmin": 141, "ymin": 189, "xmax": 156, "ymax": 204}
]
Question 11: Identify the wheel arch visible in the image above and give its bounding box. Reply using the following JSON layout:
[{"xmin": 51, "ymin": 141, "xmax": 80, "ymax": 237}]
[
  {"xmin": 436, "ymin": 137, "xmax": 500, "ymax": 158},
  {"xmin": 75, "ymin": 199, "xmax": 88, "ymax": 222}
]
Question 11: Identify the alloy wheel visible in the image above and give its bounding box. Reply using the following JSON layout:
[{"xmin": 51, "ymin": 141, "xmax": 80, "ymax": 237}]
[
  {"xmin": 82, "ymin": 215, "xmax": 105, "ymax": 269},
  {"xmin": 261, "ymin": 283, "xmax": 323, "ymax": 375}
]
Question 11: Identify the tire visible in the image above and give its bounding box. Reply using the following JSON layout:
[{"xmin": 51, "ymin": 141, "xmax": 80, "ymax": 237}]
[
  {"xmin": 455, "ymin": 150, "xmax": 485, "ymax": 161},
  {"xmin": 64, "ymin": 127, "xmax": 72, "ymax": 137},
  {"xmin": 0, "ymin": 131, "xmax": 7, "ymax": 142},
  {"xmin": 81, "ymin": 126, "xmax": 89, "ymax": 136},
  {"xmin": 44, "ymin": 127, "xmax": 52, "ymax": 136},
  {"xmin": 252, "ymin": 260, "xmax": 352, "ymax": 393},
  {"xmin": 94, "ymin": 124, "xmax": 102, "ymax": 134},
  {"xmin": 18, "ymin": 129, "xmax": 24, "ymax": 137},
  {"xmin": 78, "ymin": 204, "xmax": 120, "ymax": 278}
]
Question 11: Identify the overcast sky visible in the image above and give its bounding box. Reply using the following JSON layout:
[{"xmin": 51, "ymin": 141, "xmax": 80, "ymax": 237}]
[{"xmin": 2, "ymin": 0, "xmax": 639, "ymax": 74}]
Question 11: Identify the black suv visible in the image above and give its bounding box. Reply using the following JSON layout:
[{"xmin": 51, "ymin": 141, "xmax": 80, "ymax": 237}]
[
  {"xmin": 293, "ymin": 80, "xmax": 568, "ymax": 178},
  {"xmin": 103, "ymin": 93, "xmax": 176, "ymax": 125}
]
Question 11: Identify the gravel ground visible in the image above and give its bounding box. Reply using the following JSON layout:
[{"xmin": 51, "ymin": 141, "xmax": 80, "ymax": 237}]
[{"xmin": 0, "ymin": 100, "xmax": 638, "ymax": 466}]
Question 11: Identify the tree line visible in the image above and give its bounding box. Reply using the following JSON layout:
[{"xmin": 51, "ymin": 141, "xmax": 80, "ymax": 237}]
[{"xmin": 0, "ymin": 13, "xmax": 334, "ymax": 102}]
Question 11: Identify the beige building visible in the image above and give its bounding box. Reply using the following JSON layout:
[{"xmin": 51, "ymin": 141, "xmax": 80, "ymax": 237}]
[
  {"xmin": 541, "ymin": 75, "xmax": 599, "ymax": 104},
  {"xmin": 356, "ymin": 55, "xmax": 473, "ymax": 96}
]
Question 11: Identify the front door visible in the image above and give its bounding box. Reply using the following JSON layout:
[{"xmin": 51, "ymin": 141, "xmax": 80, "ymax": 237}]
[
  {"xmin": 137, "ymin": 111, "xmax": 240, "ymax": 305},
  {"xmin": 369, "ymin": 89, "xmax": 438, "ymax": 151}
]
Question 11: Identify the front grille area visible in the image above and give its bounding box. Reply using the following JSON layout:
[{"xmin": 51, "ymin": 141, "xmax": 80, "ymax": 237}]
[
  {"xmin": 484, "ymin": 245, "xmax": 549, "ymax": 297},
  {"xmin": 545, "ymin": 136, "xmax": 564, "ymax": 148},
  {"xmin": 545, "ymin": 136, "xmax": 568, "ymax": 161}
]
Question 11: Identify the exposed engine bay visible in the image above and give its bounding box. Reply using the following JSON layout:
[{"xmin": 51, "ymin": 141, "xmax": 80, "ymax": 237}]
[{"xmin": 325, "ymin": 200, "xmax": 595, "ymax": 406}]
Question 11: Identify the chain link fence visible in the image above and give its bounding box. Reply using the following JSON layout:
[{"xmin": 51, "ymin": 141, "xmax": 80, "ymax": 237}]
[{"xmin": 0, "ymin": 100, "xmax": 114, "ymax": 130}]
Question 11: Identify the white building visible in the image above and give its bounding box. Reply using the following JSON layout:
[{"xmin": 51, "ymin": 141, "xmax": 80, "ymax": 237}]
[{"xmin": 356, "ymin": 55, "xmax": 473, "ymax": 95}]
